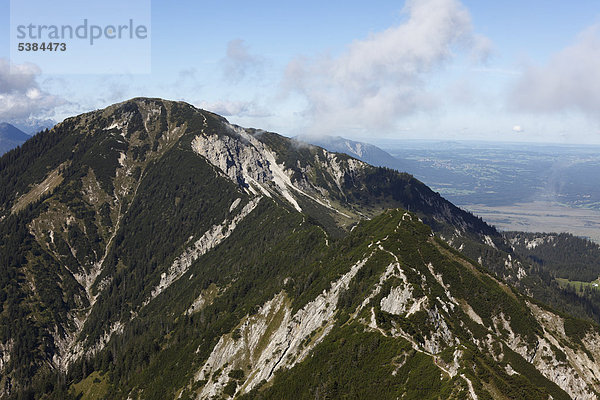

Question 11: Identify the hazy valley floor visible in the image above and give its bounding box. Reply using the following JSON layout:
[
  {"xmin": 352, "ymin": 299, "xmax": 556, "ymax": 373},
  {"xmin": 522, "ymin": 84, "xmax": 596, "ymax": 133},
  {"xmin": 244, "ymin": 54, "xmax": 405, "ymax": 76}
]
[{"xmin": 462, "ymin": 201, "xmax": 600, "ymax": 243}]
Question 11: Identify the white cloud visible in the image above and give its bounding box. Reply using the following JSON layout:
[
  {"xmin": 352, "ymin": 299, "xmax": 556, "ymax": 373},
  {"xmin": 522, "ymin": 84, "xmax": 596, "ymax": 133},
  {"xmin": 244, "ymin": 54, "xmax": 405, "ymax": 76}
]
[
  {"xmin": 511, "ymin": 24, "xmax": 600, "ymax": 120},
  {"xmin": 197, "ymin": 100, "xmax": 271, "ymax": 118},
  {"xmin": 0, "ymin": 61, "xmax": 40, "ymax": 93},
  {"xmin": 222, "ymin": 39, "xmax": 264, "ymax": 83},
  {"xmin": 0, "ymin": 58, "xmax": 65, "ymax": 123},
  {"xmin": 512, "ymin": 125, "xmax": 523, "ymax": 133},
  {"xmin": 282, "ymin": 0, "xmax": 490, "ymax": 135}
]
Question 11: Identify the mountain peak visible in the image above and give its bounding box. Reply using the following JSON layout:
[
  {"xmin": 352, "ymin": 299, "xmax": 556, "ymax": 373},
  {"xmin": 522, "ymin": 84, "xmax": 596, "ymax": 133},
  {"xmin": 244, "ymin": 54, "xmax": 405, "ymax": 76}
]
[
  {"xmin": 0, "ymin": 122, "xmax": 30, "ymax": 141},
  {"xmin": 0, "ymin": 122, "xmax": 31, "ymax": 155}
]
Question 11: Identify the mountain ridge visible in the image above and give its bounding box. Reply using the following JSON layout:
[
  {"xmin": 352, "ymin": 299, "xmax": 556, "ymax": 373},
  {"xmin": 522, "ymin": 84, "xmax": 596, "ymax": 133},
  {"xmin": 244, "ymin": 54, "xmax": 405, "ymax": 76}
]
[{"xmin": 0, "ymin": 98, "xmax": 598, "ymax": 399}]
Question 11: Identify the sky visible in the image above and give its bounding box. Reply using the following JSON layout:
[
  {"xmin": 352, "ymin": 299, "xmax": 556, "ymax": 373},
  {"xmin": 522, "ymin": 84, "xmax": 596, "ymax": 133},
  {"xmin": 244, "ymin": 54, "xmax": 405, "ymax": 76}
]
[{"xmin": 1, "ymin": 0, "xmax": 600, "ymax": 144}]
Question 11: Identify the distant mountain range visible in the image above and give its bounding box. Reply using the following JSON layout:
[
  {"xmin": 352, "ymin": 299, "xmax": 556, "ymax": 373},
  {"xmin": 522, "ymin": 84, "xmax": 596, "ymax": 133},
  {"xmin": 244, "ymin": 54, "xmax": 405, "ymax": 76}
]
[
  {"xmin": 0, "ymin": 120, "xmax": 57, "ymax": 155},
  {"xmin": 12, "ymin": 119, "xmax": 56, "ymax": 135},
  {"xmin": 0, "ymin": 122, "xmax": 30, "ymax": 155},
  {"xmin": 0, "ymin": 122, "xmax": 29, "ymax": 141},
  {"xmin": 1, "ymin": 99, "xmax": 600, "ymax": 399},
  {"xmin": 295, "ymin": 134, "xmax": 404, "ymax": 170}
]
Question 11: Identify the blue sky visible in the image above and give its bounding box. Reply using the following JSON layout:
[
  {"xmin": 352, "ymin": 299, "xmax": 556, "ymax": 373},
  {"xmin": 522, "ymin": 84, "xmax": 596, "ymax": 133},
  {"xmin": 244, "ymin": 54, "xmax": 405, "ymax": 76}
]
[{"xmin": 1, "ymin": 0, "xmax": 600, "ymax": 143}]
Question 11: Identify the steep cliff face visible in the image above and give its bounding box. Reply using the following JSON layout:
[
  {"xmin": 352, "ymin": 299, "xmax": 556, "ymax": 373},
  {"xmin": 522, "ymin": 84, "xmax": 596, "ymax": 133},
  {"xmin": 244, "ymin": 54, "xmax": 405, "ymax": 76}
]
[{"xmin": 0, "ymin": 98, "xmax": 598, "ymax": 399}]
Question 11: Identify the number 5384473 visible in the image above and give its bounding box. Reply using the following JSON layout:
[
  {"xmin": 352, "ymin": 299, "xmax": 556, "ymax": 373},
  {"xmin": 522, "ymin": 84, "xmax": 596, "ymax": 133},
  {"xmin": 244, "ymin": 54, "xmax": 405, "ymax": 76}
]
[{"xmin": 18, "ymin": 42, "xmax": 66, "ymax": 51}]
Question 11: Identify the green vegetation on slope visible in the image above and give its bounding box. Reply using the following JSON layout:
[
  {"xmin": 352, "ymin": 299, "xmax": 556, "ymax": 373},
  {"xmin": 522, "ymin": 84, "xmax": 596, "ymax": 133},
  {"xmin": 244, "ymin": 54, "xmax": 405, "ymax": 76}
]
[{"xmin": 508, "ymin": 232, "xmax": 600, "ymax": 282}]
